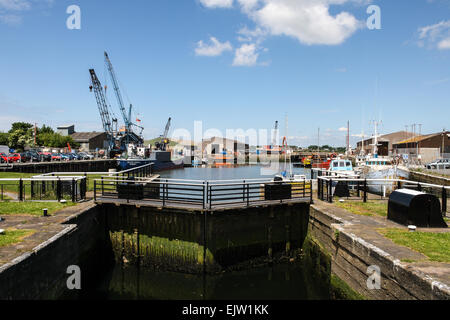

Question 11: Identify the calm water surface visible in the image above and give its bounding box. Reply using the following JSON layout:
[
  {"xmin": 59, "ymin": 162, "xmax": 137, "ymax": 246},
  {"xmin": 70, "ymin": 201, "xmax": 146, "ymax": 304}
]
[{"xmin": 159, "ymin": 165, "xmax": 311, "ymax": 181}]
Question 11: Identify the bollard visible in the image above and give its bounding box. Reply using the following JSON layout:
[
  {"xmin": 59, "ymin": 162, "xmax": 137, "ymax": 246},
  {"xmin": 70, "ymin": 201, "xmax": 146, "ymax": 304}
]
[{"xmin": 43, "ymin": 208, "xmax": 48, "ymax": 217}]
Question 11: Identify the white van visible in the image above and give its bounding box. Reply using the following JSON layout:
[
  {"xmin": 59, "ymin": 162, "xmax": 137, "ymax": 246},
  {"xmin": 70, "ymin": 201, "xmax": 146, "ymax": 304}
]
[{"xmin": 0, "ymin": 145, "xmax": 10, "ymax": 155}]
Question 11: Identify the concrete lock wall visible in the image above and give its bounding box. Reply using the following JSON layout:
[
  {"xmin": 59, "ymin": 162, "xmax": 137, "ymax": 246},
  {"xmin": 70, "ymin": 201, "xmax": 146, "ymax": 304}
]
[
  {"xmin": 308, "ymin": 205, "xmax": 449, "ymax": 300},
  {"xmin": 103, "ymin": 203, "xmax": 310, "ymax": 274},
  {"xmin": 0, "ymin": 204, "xmax": 111, "ymax": 300}
]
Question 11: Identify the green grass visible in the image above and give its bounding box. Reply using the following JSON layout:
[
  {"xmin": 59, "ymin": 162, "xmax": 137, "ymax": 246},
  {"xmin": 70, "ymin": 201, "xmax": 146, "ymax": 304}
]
[
  {"xmin": 335, "ymin": 200, "xmax": 388, "ymax": 217},
  {"xmin": 379, "ymin": 228, "xmax": 450, "ymax": 263},
  {"xmin": 0, "ymin": 229, "xmax": 36, "ymax": 248},
  {"xmin": 330, "ymin": 274, "xmax": 366, "ymax": 300},
  {"xmin": 0, "ymin": 201, "xmax": 76, "ymax": 216},
  {"xmin": 412, "ymin": 168, "xmax": 450, "ymax": 179}
]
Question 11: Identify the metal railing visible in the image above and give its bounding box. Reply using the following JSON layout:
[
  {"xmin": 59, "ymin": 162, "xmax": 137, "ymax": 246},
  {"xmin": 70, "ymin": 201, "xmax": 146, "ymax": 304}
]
[
  {"xmin": 317, "ymin": 176, "xmax": 449, "ymax": 216},
  {"xmin": 0, "ymin": 177, "xmax": 87, "ymax": 202},
  {"xmin": 94, "ymin": 177, "xmax": 313, "ymax": 210}
]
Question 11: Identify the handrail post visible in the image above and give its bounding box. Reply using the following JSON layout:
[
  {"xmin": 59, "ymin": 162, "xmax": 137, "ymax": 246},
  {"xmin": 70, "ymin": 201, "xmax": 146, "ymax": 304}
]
[
  {"xmin": 101, "ymin": 176, "xmax": 104, "ymax": 196},
  {"xmin": 363, "ymin": 179, "xmax": 367, "ymax": 203},
  {"xmin": 357, "ymin": 180, "xmax": 360, "ymax": 197},
  {"xmin": 310, "ymin": 179, "xmax": 313, "ymax": 204},
  {"xmin": 203, "ymin": 182, "xmax": 206, "ymax": 210},
  {"xmin": 57, "ymin": 178, "xmax": 61, "ymax": 202},
  {"xmin": 247, "ymin": 183, "xmax": 250, "ymax": 207},
  {"xmin": 163, "ymin": 183, "xmax": 166, "ymax": 207},
  {"xmin": 329, "ymin": 179, "xmax": 333, "ymax": 203},
  {"xmin": 72, "ymin": 178, "xmax": 76, "ymax": 203},
  {"xmin": 442, "ymin": 186, "xmax": 447, "ymax": 217},
  {"xmin": 94, "ymin": 180, "xmax": 97, "ymax": 201},
  {"xmin": 19, "ymin": 178, "xmax": 23, "ymax": 202},
  {"xmin": 303, "ymin": 178, "xmax": 306, "ymax": 198},
  {"xmin": 209, "ymin": 184, "xmax": 212, "ymax": 210}
]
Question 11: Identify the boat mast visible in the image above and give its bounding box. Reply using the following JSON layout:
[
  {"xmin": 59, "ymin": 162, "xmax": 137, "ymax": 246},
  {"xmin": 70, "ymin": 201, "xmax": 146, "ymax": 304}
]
[{"xmin": 372, "ymin": 120, "xmax": 382, "ymax": 157}]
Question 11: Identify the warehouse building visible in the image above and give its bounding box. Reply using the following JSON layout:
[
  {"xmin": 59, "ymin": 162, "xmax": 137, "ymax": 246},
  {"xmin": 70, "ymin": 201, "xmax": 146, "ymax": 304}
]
[
  {"xmin": 393, "ymin": 131, "xmax": 450, "ymax": 163},
  {"xmin": 356, "ymin": 131, "xmax": 414, "ymax": 156},
  {"xmin": 70, "ymin": 132, "xmax": 109, "ymax": 152}
]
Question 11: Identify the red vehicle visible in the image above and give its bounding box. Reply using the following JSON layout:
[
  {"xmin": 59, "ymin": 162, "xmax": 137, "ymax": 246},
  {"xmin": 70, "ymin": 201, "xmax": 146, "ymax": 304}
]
[
  {"xmin": 7, "ymin": 153, "xmax": 21, "ymax": 163},
  {"xmin": 0, "ymin": 153, "xmax": 10, "ymax": 163},
  {"xmin": 51, "ymin": 153, "xmax": 62, "ymax": 161}
]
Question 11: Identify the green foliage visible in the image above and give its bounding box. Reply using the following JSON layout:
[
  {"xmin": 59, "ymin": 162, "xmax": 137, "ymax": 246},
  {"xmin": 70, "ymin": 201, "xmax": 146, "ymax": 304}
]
[
  {"xmin": 306, "ymin": 145, "xmax": 346, "ymax": 153},
  {"xmin": 4, "ymin": 122, "xmax": 78, "ymax": 149},
  {"xmin": 0, "ymin": 132, "xmax": 9, "ymax": 146},
  {"xmin": 8, "ymin": 122, "xmax": 33, "ymax": 134},
  {"xmin": 37, "ymin": 131, "xmax": 77, "ymax": 148}
]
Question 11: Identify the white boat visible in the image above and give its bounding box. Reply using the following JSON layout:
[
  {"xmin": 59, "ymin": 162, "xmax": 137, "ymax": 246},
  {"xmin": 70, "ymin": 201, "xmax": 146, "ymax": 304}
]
[{"xmin": 357, "ymin": 122, "xmax": 409, "ymax": 195}]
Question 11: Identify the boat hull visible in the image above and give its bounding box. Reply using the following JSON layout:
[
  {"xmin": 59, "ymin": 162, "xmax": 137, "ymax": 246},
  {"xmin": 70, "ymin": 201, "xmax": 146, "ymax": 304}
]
[{"xmin": 363, "ymin": 167, "xmax": 410, "ymax": 195}]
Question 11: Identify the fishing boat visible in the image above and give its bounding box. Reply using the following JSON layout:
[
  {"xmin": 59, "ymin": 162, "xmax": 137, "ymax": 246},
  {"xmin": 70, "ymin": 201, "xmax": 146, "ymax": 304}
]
[
  {"xmin": 117, "ymin": 144, "xmax": 184, "ymax": 171},
  {"xmin": 356, "ymin": 122, "xmax": 409, "ymax": 195}
]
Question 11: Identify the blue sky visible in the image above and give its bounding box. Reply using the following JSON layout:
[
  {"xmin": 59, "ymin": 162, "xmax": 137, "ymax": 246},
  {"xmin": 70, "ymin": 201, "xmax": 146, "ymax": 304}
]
[{"xmin": 0, "ymin": 0, "xmax": 449, "ymax": 147}]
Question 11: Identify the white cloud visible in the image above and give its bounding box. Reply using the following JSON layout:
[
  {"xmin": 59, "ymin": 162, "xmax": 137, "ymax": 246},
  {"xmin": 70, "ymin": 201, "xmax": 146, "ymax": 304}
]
[
  {"xmin": 417, "ymin": 20, "xmax": 450, "ymax": 50},
  {"xmin": 0, "ymin": 0, "xmax": 54, "ymax": 25},
  {"xmin": 0, "ymin": 13, "xmax": 21, "ymax": 25},
  {"xmin": 438, "ymin": 38, "xmax": 450, "ymax": 49},
  {"xmin": 233, "ymin": 43, "xmax": 259, "ymax": 66},
  {"xmin": 237, "ymin": 0, "xmax": 260, "ymax": 12},
  {"xmin": 338, "ymin": 127, "xmax": 348, "ymax": 132},
  {"xmin": 199, "ymin": 0, "xmax": 234, "ymax": 8},
  {"xmin": 195, "ymin": 37, "xmax": 233, "ymax": 56},
  {"xmin": 0, "ymin": 0, "xmax": 31, "ymax": 11},
  {"xmin": 251, "ymin": 0, "xmax": 363, "ymax": 46}
]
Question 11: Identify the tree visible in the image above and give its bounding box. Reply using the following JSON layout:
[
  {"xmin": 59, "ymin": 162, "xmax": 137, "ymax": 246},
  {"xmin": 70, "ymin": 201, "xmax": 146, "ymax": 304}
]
[
  {"xmin": 0, "ymin": 132, "xmax": 9, "ymax": 146},
  {"xmin": 8, "ymin": 122, "xmax": 33, "ymax": 134},
  {"xmin": 7, "ymin": 122, "xmax": 33, "ymax": 151}
]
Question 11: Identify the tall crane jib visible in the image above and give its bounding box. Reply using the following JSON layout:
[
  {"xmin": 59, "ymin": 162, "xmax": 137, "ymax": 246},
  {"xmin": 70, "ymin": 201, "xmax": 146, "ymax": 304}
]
[
  {"xmin": 104, "ymin": 51, "xmax": 143, "ymax": 145},
  {"xmin": 156, "ymin": 117, "xmax": 172, "ymax": 151},
  {"xmin": 89, "ymin": 69, "xmax": 116, "ymax": 151}
]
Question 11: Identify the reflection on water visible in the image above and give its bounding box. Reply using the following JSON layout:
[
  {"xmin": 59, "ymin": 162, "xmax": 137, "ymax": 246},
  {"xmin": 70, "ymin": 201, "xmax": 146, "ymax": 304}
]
[
  {"xmin": 84, "ymin": 257, "xmax": 331, "ymax": 300},
  {"xmin": 159, "ymin": 165, "xmax": 310, "ymax": 181}
]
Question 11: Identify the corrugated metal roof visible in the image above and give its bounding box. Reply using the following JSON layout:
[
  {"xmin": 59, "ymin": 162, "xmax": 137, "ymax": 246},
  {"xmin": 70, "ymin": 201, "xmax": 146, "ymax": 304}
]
[{"xmin": 71, "ymin": 132, "xmax": 106, "ymax": 142}]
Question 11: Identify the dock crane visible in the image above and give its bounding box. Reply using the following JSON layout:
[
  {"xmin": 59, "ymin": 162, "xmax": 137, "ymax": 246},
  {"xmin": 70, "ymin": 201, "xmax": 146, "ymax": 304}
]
[
  {"xmin": 89, "ymin": 69, "xmax": 119, "ymax": 154},
  {"xmin": 155, "ymin": 117, "xmax": 172, "ymax": 151},
  {"xmin": 104, "ymin": 51, "xmax": 143, "ymax": 145}
]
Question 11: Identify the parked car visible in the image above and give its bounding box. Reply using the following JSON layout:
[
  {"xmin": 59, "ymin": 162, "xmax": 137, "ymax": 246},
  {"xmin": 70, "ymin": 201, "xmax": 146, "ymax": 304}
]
[
  {"xmin": 19, "ymin": 152, "xmax": 31, "ymax": 163},
  {"xmin": 51, "ymin": 153, "xmax": 62, "ymax": 161},
  {"xmin": 426, "ymin": 159, "xmax": 450, "ymax": 170},
  {"xmin": 0, "ymin": 153, "xmax": 9, "ymax": 163},
  {"xmin": 8, "ymin": 153, "xmax": 21, "ymax": 163},
  {"xmin": 39, "ymin": 152, "xmax": 52, "ymax": 162},
  {"xmin": 26, "ymin": 150, "xmax": 41, "ymax": 162},
  {"xmin": 78, "ymin": 152, "xmax": 94, "ymax": 160}
]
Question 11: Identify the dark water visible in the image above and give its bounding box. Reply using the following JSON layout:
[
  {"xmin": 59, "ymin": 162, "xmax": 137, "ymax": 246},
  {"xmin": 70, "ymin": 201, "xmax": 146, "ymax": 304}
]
[
  {"xmin": 82, "ymin": 166, "xmax": 334, "ymax": 300},
  {"xmin": 84, "ymin": 257, "xmax": 331, "ymax": 300}
]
